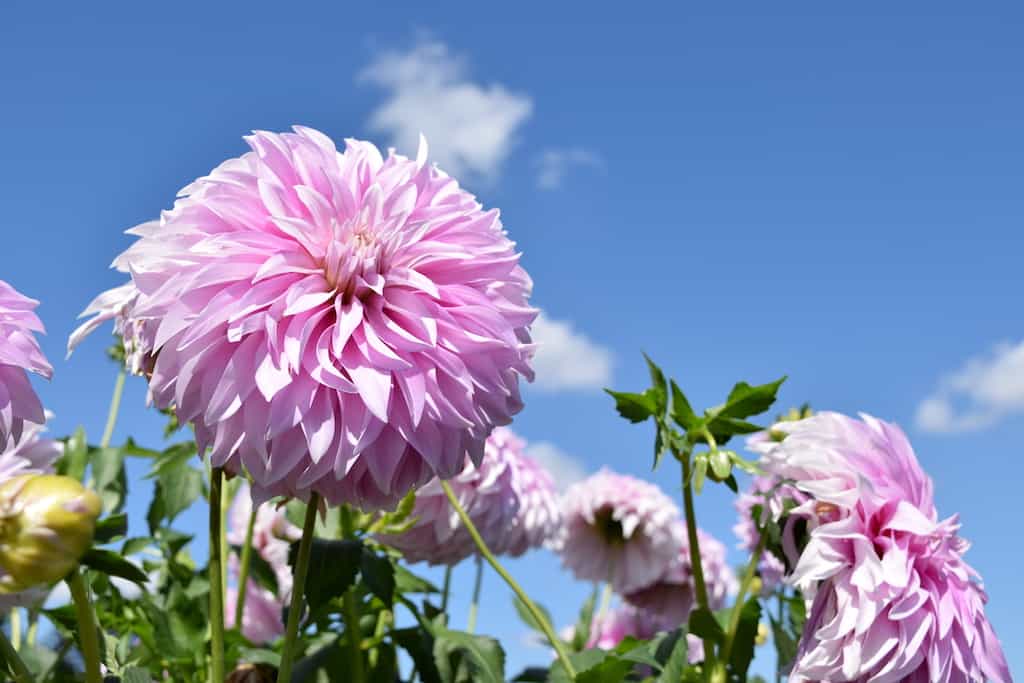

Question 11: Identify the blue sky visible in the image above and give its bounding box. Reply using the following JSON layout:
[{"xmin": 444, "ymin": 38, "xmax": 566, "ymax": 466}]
[{"xmin": 2, "ymin": 1, "xmax": 1022, "ymax": 677}]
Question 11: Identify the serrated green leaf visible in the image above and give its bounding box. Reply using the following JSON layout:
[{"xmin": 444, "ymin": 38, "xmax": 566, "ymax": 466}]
[
  {"xmin": 643, "ymin": 353, "xmax": 668, "ymax": 416},
  {"xmin": 670, "ymin": 380, "xmax": 699, "ymax": 430},
  {"xmin": 656, "ymin": 630, "xmax": 689, "ymax": 683},
  {"xmin": 123, "ymin": 666, "xmax": 153, "ymax": 683},
  {"xmin": 94, "ymin": 513, "xmax": 128, "ymax": 544},
  {"xmin": 721, "ymin": 377, "xmax": 786, "ymax": 420},
  {"xmin": 432, "ymin": 629, "xmax": 505, "ymax": 683},
  {"xmin": 290, "ymin": 538, "xmax": 362, "ymax": 612},
  {"xmin": 688, "ymin": 607, "xmax": 724, "ymax": 645},
  {"xmin": 728, "ymin": 597, "xmax": 762, "ymax": 680},
  {"xmin": 81, "ymin": 549, "xmax": 148, "ymax": 585},
  {"xmin": 360, "ymin": 548, "xmax": 396, "ymax": 605},
  {"xmin": 605, "ymin": 389, "xmax": 657, "ymax": 423},
  {"xmin": 393, "ymin": 627, "xmax": 442, "ymax": 683},
  {"xmin": 394, "ymin": 564, "xmax": 438, "ymax": 594},
  {"xmin": 548, "ymin": 649, "xmax": 610, "ymax": 683}
]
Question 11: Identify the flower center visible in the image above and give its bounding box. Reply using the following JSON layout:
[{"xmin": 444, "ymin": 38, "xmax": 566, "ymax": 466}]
[{"xmin": 593, "ymin": 506, "xmax": 626, "ymax": 545}]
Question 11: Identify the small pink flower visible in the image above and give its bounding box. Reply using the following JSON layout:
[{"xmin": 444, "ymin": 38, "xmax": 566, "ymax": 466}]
[
  {"xmin": 557, "ymin": 469, "xmax": 684, "ymax": 594},
  {"xmin": 71, "ymin": 128, "xmax": 536, "ymax": 510},
  {"xmin": 227, "ymin": 481, "xmax": 300, "ymax": 597},
  {"xmin": 760, "ymin": 412, "xmax": 1011, "ymax": 683},
  {"xmin": 0, "ymin": 280, "xmax": 51, "ymax": 447}
]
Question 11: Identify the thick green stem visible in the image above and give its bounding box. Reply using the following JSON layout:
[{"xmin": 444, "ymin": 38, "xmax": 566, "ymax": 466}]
[
  {"xmin": 440, "ymin": 481, "xmax": 576, "ymax": 679},
  {"xmin": 721, "ymin": 528, "xmax": 769, "ymax": 667},
  {"xmin": 99, "ymin": 370, "xmax": 126, "ymax": 449},
  {"xmin": 339, "ymin": 506, "xmax": 366, "ymax": 683},
  {"xmin": 208, "ymin": 468, "xmax": 226, "ymax": 683},
  {"xmin": 233, "ymin": 507, "xmax": 258, "ymax": 630},
  {"xmin": 67, "ymin": 570, "xmax": 102, "ymax": 683},
  {"xmin": 680, "ymin": 455, "xmax": 710, "ymax": 610},
  {"xmin": 0, "ymin": 622, "xmax": 32, "ymax": 683},
  {"xmin": 467, "ymin": 556, "xmax": 483, "ymax": 634},
  {"xmin": 278, "ymin": 496, "xmax": 319, "ymax": 683}
]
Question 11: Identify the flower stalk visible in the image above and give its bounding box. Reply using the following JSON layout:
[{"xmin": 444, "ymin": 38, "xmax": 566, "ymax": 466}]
[
  {"xmin": 440, "ymin": 480, "xmax": 576, "ymax": 679},
  {"xmin": 67, "ymin": 569, "xmax": 102, "ymax": 683},
  {"xmin": 467, "ymin": 555, "xmax": 484, "ymax": 634},
  {"xmin": 339, "ymin": 505, "xmax": 366, "ymax": 683},
  {"xmin": 207, "ymin": 467, "xmax": 226, "ymax": 683},
  {"xmin": 233, "ymin": 506, "xmax": 258, "ymax": 631},
  {"xmin": 0, "ymin": 623, "xmax": 32, "ymax": 683},
  {"xmin": 721, "ymin": 529, "xmax": 769, "ymax": 667},
  {"xmin": 278, "ymin": 495, "xmax": 319, "ymax": 683}
]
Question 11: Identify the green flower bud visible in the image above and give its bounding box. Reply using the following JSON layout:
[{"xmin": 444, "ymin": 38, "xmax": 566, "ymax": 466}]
[
  {"xmin": 755, "ymin": 622, "xmax": 769, "ymax": 646},
  {"xmin": 708, "ymin": 449, "xmax": 734, "ymax": 481},
  {"xmin": 0, "ymin": 474, "xmax": 102, "ymax": 593}
]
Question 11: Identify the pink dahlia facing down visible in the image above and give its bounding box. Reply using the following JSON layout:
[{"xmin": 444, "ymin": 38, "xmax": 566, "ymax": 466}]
[
  {"xmin": 558, "ymin": 469, "xmax": 684, "ymax": 594},
  {"xmin": 624, "ymin": 525, "xmax": 736, "ymax": 624},
  {"xmin": 377, "ymin": 427, "xmax": 557, "ymax": 565},
  {"xmin": 227, "ymin": 481, "xmax": 300, "ymax": 596},
  {"xmin": 71, "ymin": 128, "xmax": 536, "ymax": 509},
  {"xmin": 0, "ymin": 280, "xmax": 52, "ymax": 448},
  {"xmin": 759, "ymin": 412, "xmax": 1011, "ymax": 683}
]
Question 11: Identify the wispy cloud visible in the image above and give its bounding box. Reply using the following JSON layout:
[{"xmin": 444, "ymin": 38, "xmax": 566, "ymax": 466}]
[
  {"xmin": 915, "ymin": 339, "xmax": 1024, "ymax": 433},
  {"xmin": 525, "ymin": 441, "xmax": 588, "ymax": 490},
  {"xmin": 360, "ymin": 39, "xmax": 532, "ymax": 182},
  {"xmin": 536, "ymin": 147, "xmax": 603, "ymax": 190},
  {"xmin": 530, "ymin": 312, "xmax": 614, "ymax": 392}
]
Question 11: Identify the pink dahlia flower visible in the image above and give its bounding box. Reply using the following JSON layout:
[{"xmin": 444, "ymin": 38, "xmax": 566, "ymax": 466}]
[
  {"xmin": 760, "ymin": 412, "xmax": 1011, "ymax": 683},
  {"xmin": 732, "ymin": 473, "xmax": 807, "ymax": 595},
  {"xmin": 377, "ymin": 427, "xmax": 556, "ymax": 565},
  {"xmin": 227, "ymin": 481, "xmax": 300, "ymax": 596},
  {"xmin": 0, "ymin": 280, "xmax": 51, "ymax": 447},
  {"xmin": 557, "ymin": 469, "xmax": 684, "ymax": 594},
  {"xmin": 68, "ymin": 283, "xmax": 156, "ymax": 377},
  {"xmin": 624, "ymin": 525, "xmax": 736, "ymax": 624},
  {"xmin": 71, "ymin": 128, "xmax": 536, "ymax": 509},
  {"xmin": 225, "ymin": 558, "xmax": 285, "ymax": 645}
]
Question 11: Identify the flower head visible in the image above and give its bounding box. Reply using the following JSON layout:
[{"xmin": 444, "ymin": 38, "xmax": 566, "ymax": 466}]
[
  {"xmin": 0, "ymin": 280, "xmax": 52, "ymax": 447},
  {"xmin": 71, "ymin": 128, "xmax": 536, "ymax": 509},
  {"xmin": 558, "ymin": 469, "xmax": 684, "ymax": 594},
  {"xmin": 624, "ymin": 525, "xmax": 736, "ymax": 623},
  {"xmin": 377, "ymin": 427, "xmax": 555, "ymax": 564},
  {"xmin": 760, "ymin": 412, "xmax": 1011, "ymax": 683},
  {"xmin": 0, "ymin": 474, "xmax": 102, "ymax": 593}
]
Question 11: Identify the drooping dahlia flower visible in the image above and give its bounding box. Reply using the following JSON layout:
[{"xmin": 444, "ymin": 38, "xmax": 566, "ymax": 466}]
[
  {"xmin": 70, "ymin": 128, "xmax": 536, "ymax": 509},
  {"xmin": 759, "ymin": 412, "xmax": 1011, "ymax": 683},
  {"xmin": 377, "ymin": 427, "xmax": 557, "ymax": 565},
  {"xmin": 0, "ymin": 280, "xmax": 52, "ymax": 447},
  {"xmin": 624, "ymin": 525, "xmax": 736, "ymax": 623},
  {"xmin": 732, "ymin": 474, "xmax": 807, "ymax": 595},
  {"xmin": 557, "ymin": 469, "xmax": 684, "ymax": 594},
  {"xmin": 227, "ymin": 481, "xmax": 300, "ymax": 595}
]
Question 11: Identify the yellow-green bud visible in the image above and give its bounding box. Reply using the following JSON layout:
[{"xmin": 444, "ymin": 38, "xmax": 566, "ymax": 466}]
[
  {"xmin": 0, "ymin": 474, "xmax": 102, "ymax": 593},
  {"xmin": 755, "ymin": 621, "xmax": 769, "ymax": 646}
]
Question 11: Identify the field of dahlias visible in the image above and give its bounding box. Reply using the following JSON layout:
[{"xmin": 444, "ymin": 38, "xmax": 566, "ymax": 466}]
[{"xmin": 0, "ymin": 126, "xmax": 1011, "ymax": 683}]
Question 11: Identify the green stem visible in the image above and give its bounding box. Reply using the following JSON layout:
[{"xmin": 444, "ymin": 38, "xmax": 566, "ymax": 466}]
[
  {"xmin": 208, "ymin": 468, "xmax": 226, "ymax": 683},
  {"xmin": 774, "ymin": 590, "xmax": 785, "ymax": 683},
  {"xmin": 67, "ymin": 570, "xmax": 102, "ymax": 683},
  {"xmin": 278, "ymin": 496, "xmax": 320, "ymax": 683},
  {"xmin": 680, "ymin": 454, "xmax": 710, "ymax": 610},
  {"xmin": 721, "ymin": 528, "xmax": 769, "ymax": 666},
  {"xmin": 9, "ymin": 609, "xmax": 20, "ymax": 651},
  {"xmin": 440, "ymin": 566, "xmax": 453, "ymax": 615},
  {"xmin": 233, "ymin": 506, "xmax": 258, "ymax": 630},
  {"xmin": 99, "ymin": 370, "xmax": 126, "ymax": 449},
  {"xmin": 467, "ymin": 556, "xmax": 483, "ymax": 634},
  {"xmin": 26, "ymin": 611, "xmax": 37, "ymax": 648},
  {"xmin": 440, "ymin": 481, "xmax": 576, "ymax": 679},
  {"xmin": 339, "ymin": 506, "xmax": 367, "ymax": 683},
  {"xmin": 0, "ymin": 625, "xmax": 31, "ymax": 683},
  {"xmin": 597, "ymin": 582, "xmax": 613, "ymax": 621}
]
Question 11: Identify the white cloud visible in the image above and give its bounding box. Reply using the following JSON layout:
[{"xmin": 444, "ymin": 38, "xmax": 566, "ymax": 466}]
[
  {"xmin": 525, "ymin": 441, "xmax": 588, "ymax": 490},
  {"xmin": 530, "ymin": 312, "xmax": 614, "ymax": 392},
  {"xmin": 536, "ymin": 148, "xmax": 603, "ymax": 190},
  {"xmin": 360, "ymin": 39, "xmax": 532, "ymax": 182},
  {"xmin": 915, "ymin": 339, "xmax": 1024, "ymax": 433}
]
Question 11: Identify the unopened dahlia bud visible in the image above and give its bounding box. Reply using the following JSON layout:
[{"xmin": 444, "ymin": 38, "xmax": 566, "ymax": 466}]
[
  {"xmin": 0, "ymin": 474, "xmax": 102, "ymax": 592},
  {"xmin": 226, "ymin": 663, "xmax": 277, "ymax": 683}
]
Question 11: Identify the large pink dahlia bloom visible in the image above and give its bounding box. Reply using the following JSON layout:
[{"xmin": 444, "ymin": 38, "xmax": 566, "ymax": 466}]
[
  {"xmin": 624, "ymin": 525, "xmax": 736, "ymax": 624},
  {"xmin": 377, "ymin": 427, "xmax": 557, "ymax": 565},
  {"xmin": 760, "ymin": 412, "xmax": 1011, "ymax": 683},
  {"xmin": 71, "ymin": 128, "xmax": 536, "ymax": 509},
  {"xmin": 0, "ymin": 281, "xmax": 51, "ymax": 447},
  {"xmin": 558, "ymin": 469, "xmax": 684, "ymax": 594}
]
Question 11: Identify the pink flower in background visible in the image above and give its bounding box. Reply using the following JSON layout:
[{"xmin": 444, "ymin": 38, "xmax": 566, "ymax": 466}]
[
  {"xmin": 71, "ymin": 128, "xmax": 536, "ymax": 509},
  {"xmin": 587, "ymin": 604, "xmax": 704, "ymax": 665},
  {"xmin": 225, "ymin": 571, "xmax": 285, "ymax": 645},
  {"xmin": 0, "ymin": 280, "xmax": 51, "ymax": 447},
  {"xmin": 732, "ymin": 474, "xmax": 806, "ymax": 595},
  {"xmin": 69, "ymin": 283, "xmax": 156, "ymax": 377},
  {"xmin": 377, "ymin": 427, "xmax": 555, "ymax": 565},
  {"xmin": 557, "ymin": 469, "xmax": 684, "ymax": 594},
  {"xmin": 624, "ymin": 525, "xmax": 736, "ymax": 624},
  {"xmin": 227, "ymin": 481, "xmax": 300, "ymax": 596},
  {"xmin": 760, "ymin": 412, "xmax": 1011, "ymax": 683}
]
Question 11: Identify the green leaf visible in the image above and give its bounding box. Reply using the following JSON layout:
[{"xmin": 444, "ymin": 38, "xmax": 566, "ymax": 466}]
[
  {"xmin": 770, "ymin": 615, "xmax": 798, "ymax": 672},
  {"xmin": 122, "ymin": 667, "xmax": 152, "ymax": 683},
  {"xmin": 727, "ymin": 597, "xmax": 762, "ymax": 680},
  {"xmin": 643, "ymin": 353, "xmax": 668, "ymax": 416},
  {"xmin": 721, "ymin": 377, "xmax": 786, "ymax": 420},
  {"xmin": 61, "ymin": 427, "xmax": 89, "ymax": 480},
  {"xmin": 394, "ymin": 564, "xmax": 439, "ymax": 594},
  {"xmin": 670, "ymin": 380, "xmax": 700, "ymax": 430},
  {"xmin": 393, "ymin": 627, "xmax": 442, "ymax": 683},
  {"xmin": 512, "ymin": 667, "xmax": 549, "ymax": 682},
  {"xmin": 572, "ymin": 587, "xmax": 598, "ymax": 652},
  {"xmin": 655, "ymin": 630, "xmax": 689, "ymax": 683},
  {"xmin": 94, "ymin": 513, "xmax": 128, "ymax": 544},
  {"xmin": 576, "ymin": 654, "xmax": 633, "ymax": 683},
  {"xmin": 432, "ymin": 629, "xmax": 506, "ymax": 683},
  {"xmin": 291, "ymin": 539, "xmax": 362, "ymax": 612},
  {"xmin": 90, "ymin": 446, "xmax": 125, "ymax": 492},
  {"xmin": 80, "ymin": 549, "xmax": 148, "ymax": 585},
  {"xmin": 121, "ymin": 536, "xmax": 152, "ymax": 557},
  {"xmin": 605, "ymin": 389, "xmax": 657, "ymax": 424},
  {"xmin": 146, "ymin": 448, "xmax": 203, "ymax": 533},
  {"xmin": 548, "ymin": 649, "xmax": 611, "ymax": 683},
  {"xmin": 360, "ymin": 548, "xmax": 396, "ymax": 605},
  {"xmin": 687, "ymin": 607, "xmax": 725, "ymax": 645},
  {"xmin": 512, "ymin": 595, "xmax": 553, "ymax": 635}
]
